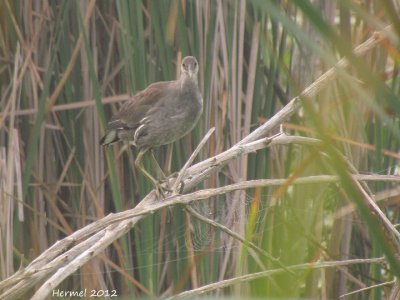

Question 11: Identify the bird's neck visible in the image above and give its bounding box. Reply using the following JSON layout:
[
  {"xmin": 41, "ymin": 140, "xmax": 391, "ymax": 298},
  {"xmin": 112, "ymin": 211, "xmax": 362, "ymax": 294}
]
[{"xmin": 180, "ymin": 75, "xmax": 198, "ymax": 91}]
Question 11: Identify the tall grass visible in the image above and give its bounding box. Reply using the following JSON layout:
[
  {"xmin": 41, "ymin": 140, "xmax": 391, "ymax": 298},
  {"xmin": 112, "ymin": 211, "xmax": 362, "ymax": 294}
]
[{"xmin": 0, "ymin": 0, "xmax": 399, "ymax": 298}]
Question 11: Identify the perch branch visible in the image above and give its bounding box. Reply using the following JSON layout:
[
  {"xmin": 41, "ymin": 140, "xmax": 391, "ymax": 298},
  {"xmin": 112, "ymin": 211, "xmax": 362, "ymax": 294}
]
[
  {"xmin": 2, "ymin": 136, "xmax": 400, "ymax": 299},
  {"xmin": 2, "ymin": 170, "xmax": 399, "ymax": 299}
]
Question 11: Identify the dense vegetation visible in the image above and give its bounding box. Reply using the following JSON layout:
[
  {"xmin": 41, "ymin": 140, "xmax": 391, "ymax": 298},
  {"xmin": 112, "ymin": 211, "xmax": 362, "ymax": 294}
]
[{"xmin": 0, "ymin": 1, "xmax": 399, "ymax": 299}]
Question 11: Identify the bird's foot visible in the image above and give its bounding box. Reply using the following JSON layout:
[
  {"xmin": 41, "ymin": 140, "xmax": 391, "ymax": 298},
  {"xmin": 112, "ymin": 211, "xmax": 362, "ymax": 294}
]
[
  {"xmin": 176, "ymin": 180, "xmax": 185, "ymax": 194},
  {"xmin": 166, "ymin": 172, "xmax": 184, "ymax": 194},
  {"xmin": 154, "ymin": 181, "xmax": 173, "ymax": 199},
  {"xmin": 153, "ymin": 174, "xmax": 185, "ymax": 198},
  {"xmin": 168, "ymin": 172, "xmax": 179, "ymax": 178},
  {"xmin": 155, "ymin": 172, "xmax": 178, "ymax": 186}
]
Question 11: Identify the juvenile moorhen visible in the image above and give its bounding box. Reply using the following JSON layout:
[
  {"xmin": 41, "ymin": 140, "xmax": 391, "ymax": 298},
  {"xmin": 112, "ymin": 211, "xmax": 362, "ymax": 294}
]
[{"xmin": 100, "ymin": 56, "xmax": 203, "ymax": 196}]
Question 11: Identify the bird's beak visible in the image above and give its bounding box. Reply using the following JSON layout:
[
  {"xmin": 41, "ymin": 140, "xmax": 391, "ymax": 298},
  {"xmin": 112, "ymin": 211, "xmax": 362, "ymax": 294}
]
[{"xmin": 188, "ymin": 65, "xmax": 194, "ymax": 78}]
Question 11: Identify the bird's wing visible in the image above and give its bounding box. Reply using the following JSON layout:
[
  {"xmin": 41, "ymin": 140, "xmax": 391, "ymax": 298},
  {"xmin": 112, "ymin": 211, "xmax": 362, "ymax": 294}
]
[{"xmin": 107, "ymin": 81, "xmax": 173, "ymax": 130}]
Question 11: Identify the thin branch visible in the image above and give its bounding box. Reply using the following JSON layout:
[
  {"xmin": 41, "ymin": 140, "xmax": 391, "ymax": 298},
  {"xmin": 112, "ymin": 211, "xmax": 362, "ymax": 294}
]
[
  {"xmin": 182, "ymin": 134, "xmax": 319, "ymax": 190},
  {"xmin": 0, "ymin": 94, "xmax": 130, "ymax": 118},
  {"xmin": 355, "ymin": 178, "xmax": 400, "ymax": 238},
  {"xmin": 185, "ymin": 205, "xmax": 294, "ymax": 275},
  {"xmin": 172, "ymin": 127, "xmax": 215, "ymax": 193},
  {"xmin": 338, "ymin": 150, "xmax": 400, "ymax": 242},
  {"xmin": 167, "ymin": 257, "xmax": 385, "ymax": 299},
  {"xmin": 340, "ymin": 279, "xmax": 396, "ymax": 298},
  {"xmin": 389, "ymin": 280, "xmax": 400, "ymax": 300},
  {"xmin": 30, "ymin": 221, "xmax": 134, "ymax": 300}
]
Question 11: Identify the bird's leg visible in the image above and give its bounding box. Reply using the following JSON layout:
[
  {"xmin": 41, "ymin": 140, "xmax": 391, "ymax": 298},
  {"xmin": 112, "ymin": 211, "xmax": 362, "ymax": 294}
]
[
  {"xmin": 149, "ymin": 150, "xmax": 173, "ymax": 192},
  {"xmin": 149, "ymin": 149, "xmax": 167, "ymax": 181},
  {"xmin": 135, "ymin": 149, "xmax": 168, "ymax": 198}
]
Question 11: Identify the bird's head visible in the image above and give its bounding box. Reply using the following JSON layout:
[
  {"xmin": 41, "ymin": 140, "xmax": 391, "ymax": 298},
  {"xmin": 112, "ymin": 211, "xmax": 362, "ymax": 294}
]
[{"xmin": 181, "ymin": 56, "xmax": 199, "ymax": 80}]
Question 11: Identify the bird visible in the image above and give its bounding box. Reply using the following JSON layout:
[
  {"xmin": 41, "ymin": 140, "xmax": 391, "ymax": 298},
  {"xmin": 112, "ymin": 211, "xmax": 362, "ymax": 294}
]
[{"xmin": 100, "ymin": 56, "xmax": 203, "ymax": 196}]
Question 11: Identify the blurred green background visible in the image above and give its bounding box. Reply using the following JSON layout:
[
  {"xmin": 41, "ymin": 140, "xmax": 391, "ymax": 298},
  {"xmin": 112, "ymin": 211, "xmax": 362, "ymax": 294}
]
[{"xmin": 0, "ymin": 0, "xmax": 400, "ymax": 299}]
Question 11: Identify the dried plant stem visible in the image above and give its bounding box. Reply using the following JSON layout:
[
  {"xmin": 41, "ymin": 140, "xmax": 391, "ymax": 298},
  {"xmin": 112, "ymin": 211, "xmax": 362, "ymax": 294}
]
[
  {"xmin": 44, "ymin": 0, "xmax": 97, "ymax": 114},
  {"xmin": 339, "ymin": 279, "xmax": 396, "ymax": 298},
  {"xmin": 167, "ymin": 257, "xmax": 385, "ymax": 299},
  {"xmin": 2, "ymin": 134, "xmax": 400, "ymax": 299},
  {"xmin": 171, "ymin": 127, "xmax": 215, "ymax": 193},
  {"xmin": 3, "ymin": 42, "xmax": 20, "ymax": 279},
  {"xmin": 184, "ymin": 205, "xmax": 294, "ymax": 275},
  {"xmin": 324, "ymin": 148, "xmax": 400, "ymax": 255}
]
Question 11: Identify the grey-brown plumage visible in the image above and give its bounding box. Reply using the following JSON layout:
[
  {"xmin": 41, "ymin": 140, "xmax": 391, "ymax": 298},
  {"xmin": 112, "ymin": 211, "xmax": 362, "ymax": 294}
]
[{"xmin": 100, "ymin": 56, "xmax": 203, "ymax": 195}]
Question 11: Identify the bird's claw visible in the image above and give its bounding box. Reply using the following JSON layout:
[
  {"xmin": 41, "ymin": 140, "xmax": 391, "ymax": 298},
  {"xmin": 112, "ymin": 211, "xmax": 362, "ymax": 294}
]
[
  {"xmin": 154, "ymin": 181, "xmax": 173, "ymax": 199},
  {"xmin": 169, "ymin": 172, "xmax": 179, "ymax": 178},
  {"xmin": 177, "ymin": 180, "xmax": 185, "ymax": 194},
  {"xmin": 157, "ymin": 172, "xmax": 178, "ymax": 184},
  {"xmin": 154, "ymin": 178, "xmax": 184, "ymax": 198}
]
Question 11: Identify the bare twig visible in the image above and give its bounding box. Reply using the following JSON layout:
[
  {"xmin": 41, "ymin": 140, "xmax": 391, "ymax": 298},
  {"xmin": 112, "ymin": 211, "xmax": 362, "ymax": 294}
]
[
  {"xmin": 30, "ymin": 221, "xmax": 134, "ymax": 300},
  {"xmin": 171, "ymin": 127, "xmax": 215, "ymax": 193},
  {"xmin": 167, "ymin": 257, "xmax": 385, "ymax": 299},
  {"xmin": 340, "ymin": 279, "xmax": 396, "ymax": 298},
  {"xmin": 0, "ymin": 94, "xmax": 130, "ymax": 118},
  {"xmin": 332, "ymin": 149, "xmax": 400, "ymax": 243},
  {"xmin": 389, "ymin": 280, "xmax": 400, "ymax": 300},
  {"xmin": 184, "ymin": 205, "xmax": 294, "ymax": 275}
]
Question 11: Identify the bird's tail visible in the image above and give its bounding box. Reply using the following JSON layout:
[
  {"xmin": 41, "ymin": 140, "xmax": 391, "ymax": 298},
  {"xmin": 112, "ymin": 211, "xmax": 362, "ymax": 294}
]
[{"xmin": 100, "ymin": 130, "xmax": 119, "ymax": 146}]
